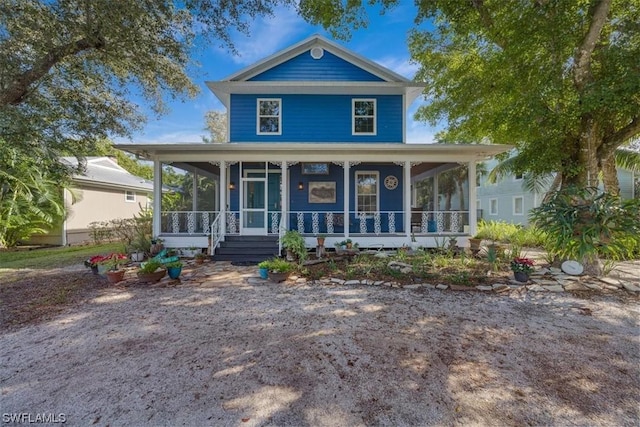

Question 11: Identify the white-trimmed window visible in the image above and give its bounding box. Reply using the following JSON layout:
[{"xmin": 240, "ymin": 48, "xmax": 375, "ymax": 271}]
[
  {"xmin": 125, "ymin": 191, "xmax": 136, "ymax": 203},
  {"xmin": 489, "ymin": 198, "xmax": 498, "ymax": 215},
  {"xmin": 352, "ymin": 99, "xmax": 376, "ymax": 135},
  {"xmin": 513, "ymin": 196, "xmax": 524, "ymax": 215},
  {"xmin": 355, "ymin": 171, "xmax": 379, "ymax": 215},
  {"xmin": 257, "ymin": 98, "xmax": 281, "ymax": 135}
]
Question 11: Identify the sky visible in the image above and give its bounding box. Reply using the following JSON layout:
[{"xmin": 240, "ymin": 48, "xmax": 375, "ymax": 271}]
[{"xmin": 121, "ymin": 3, "xmax": 439, "ymax": 145}]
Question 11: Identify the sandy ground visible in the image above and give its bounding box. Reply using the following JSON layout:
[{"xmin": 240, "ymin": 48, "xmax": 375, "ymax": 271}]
[{"xmin": 1, "ymin": 265, "xmax": 639, "ymax": 426}]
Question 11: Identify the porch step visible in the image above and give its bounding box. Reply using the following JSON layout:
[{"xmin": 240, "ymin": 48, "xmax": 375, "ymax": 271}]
[{"xmin": 214, "ymin": 236, "xmax": 279, "ymax": 264}]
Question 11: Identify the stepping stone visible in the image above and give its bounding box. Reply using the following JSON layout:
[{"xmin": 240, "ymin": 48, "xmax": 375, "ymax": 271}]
[
  {"xmin": 330, "ymin": 278, "xmax": 345, "ymax": 285},
  {"xmin": 436, "ymin": 284, "xmax": 448, "ymax": 290},
  {"xmin": 528, "ymin": 284, "xmax": 545, "ymax": 292},
  {"xmin": 476, "ymin": 285, "xmax": 493, "ymax": 291},
  {"xmin": 563, "ymin": 282, "xmax": 588, "ymax": 291},
  {"xmin": 622, "ymin": 283, "xmax": 640, "ymax": 292},
  {"xmin": 404, "ymin": 284, "xmax": 421, "ymax": 290},
  {"xmin": 543, "ymin": 285, "xmax": 565, "ymax": 292},
  {"xmin": 599, "ymin": 277, "xmax": 622, "ymax": 288},
  {"xmin": 584, "ymin": 283, "xmax": 602, "ymax": 290},
  {"xmin": 344, "ymin": 280, "xmax": 360, "ymax": 286}
]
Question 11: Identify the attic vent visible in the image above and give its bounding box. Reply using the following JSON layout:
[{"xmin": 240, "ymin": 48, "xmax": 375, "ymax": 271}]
[{"xmin": 310, "ymin": 47, "xmax": 324, "ymax": 59}]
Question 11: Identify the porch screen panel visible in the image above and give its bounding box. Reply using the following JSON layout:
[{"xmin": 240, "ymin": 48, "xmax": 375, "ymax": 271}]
[{"xmin": 356, "ymin": 171, "xmax": 379, "ymax": 215}]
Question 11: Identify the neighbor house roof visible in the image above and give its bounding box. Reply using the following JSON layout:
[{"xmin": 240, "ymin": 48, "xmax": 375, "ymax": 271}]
[{"xmin": 61, "ymin": 157, "xmax": 153, "ymax": 192}]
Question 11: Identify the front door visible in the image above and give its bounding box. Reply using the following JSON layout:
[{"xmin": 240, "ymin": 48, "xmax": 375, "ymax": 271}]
[{"xmin": 241, "ymin": 177, "xmax": 266, "ymax": 235}]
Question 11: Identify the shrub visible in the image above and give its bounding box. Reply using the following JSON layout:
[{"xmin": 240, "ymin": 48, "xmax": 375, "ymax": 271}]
[{"xmin": 530, "ymin": 186, "xmax": 640, "ymax": 271}]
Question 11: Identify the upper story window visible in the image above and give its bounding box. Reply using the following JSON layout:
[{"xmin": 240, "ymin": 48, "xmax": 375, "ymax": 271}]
[
  {"xmin": 353, "ymin": 99, "xmax": 376, "ymax": 135},
  {"xmin": 125, "ymin": 191, "xmax": 136, "ymax": 203},
  {"xmin": 257, "ymin": 98, "xmax": 281, "ymax": 135},
  {"xmin": 514, "ymin": 172, "xmax": 523, "ymax": 181},
  {"xmin": 513, "ymin": 196, "xmax": 524, "ymax": 215},
  {"xmin": 356, "ymin": 171, "xmax": 379, "ymax": 215}
]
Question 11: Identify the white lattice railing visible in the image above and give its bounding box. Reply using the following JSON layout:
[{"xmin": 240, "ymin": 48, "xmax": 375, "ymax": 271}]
[
  {"xmin": 416, "ymin": 210, "xmax": 469, "ymax": 233},
  {"xmin": 209, "ymin": 211, "xmax": 223, "ymax": 255},
  {"xmin": 284, "ymin": 210, "xmax": 469, "ymax": 234},
  {"xmin": 161, "ymin": 211, "xmax": 217, "ymax": 234}
]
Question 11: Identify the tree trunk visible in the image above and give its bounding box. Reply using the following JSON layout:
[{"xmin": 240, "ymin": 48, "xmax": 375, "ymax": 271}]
[{"xmin": 601, "ymin": 153, "xmax": 620, "ymax": 196}]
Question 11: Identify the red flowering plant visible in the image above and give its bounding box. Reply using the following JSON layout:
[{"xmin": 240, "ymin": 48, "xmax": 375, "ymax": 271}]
[
  {"xmin": 510, "ymin": 257, "xmax": 535, "ymax": 274},
  {"xmin": 85, "ymin": 253, "xmax": 127, "ymax": 271}
]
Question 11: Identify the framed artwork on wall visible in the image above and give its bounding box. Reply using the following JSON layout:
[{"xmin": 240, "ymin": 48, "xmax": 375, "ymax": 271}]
[
  {"xmin": 308, "ymin": 182, "xmax": 336, "ymax": 203},
  {"xmin": 301, "ymin": 162, "xmax": 329, "ymax": 175}
]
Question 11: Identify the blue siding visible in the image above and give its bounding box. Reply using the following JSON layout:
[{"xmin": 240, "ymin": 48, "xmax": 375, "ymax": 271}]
[
  {"xmin": 290, "ymin": 163, "xmax": 404, "ymax": 233},
  {"xmin": 229, "ymin": 163, "xmax": 405, "ymax": 233},
  {"xmin": 249, "ymin": 50, "xmax": 384, "ymax": 82},
  {"xmin": 230, "ymin": 94, "xmax": 403, "ymax": 143}
]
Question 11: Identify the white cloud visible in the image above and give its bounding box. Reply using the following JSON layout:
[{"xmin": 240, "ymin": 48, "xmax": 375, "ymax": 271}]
[
  {"xmin": 375, "ymin": 56, "xmax": 419, "ymax": 79},
  {"xmin": 216, "ymin": 7, "xmax": 311, "ymax": 66}
]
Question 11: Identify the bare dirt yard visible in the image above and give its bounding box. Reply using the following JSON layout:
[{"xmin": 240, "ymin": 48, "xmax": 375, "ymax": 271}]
[{"xmin": 1, "ymin": 263, "xmax": 639, "ymax": 426}]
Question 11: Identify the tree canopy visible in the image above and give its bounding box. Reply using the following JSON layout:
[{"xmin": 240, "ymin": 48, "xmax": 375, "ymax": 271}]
[
  {"xmin": 0, "ymin": 0, "xmax": 290, "ymax": 168},
  {"xmin": 406, "ymin": 0, "xmax": 640, "ymax": 191},
  {"xmin": 302, "ymin": 0, "xmax": 640, "ymax": 191}
]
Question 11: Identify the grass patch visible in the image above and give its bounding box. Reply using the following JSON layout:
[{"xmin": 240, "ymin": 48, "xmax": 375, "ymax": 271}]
[{"xmin": 0, "ymin": 242, "xmax": 123, "ymax": 271}]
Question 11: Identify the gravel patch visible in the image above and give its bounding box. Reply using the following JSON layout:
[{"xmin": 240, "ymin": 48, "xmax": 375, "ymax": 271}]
[{"xmin": 1, "ymin": 269, "xmax": 639, "ymax": 426}]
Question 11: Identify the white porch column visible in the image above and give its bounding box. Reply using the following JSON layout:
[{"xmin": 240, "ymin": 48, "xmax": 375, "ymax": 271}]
[
  {"xmin": 153, "ymin": 157, "xmax": 162, "ymax": 237},
  {"xmin": 219, "ymin": 161, "xmax": 227, "ymax": 236},
  {"xmin": 281, "ymin": 161, "xmax": 288, "ymax": 230},
  {"xmin": 404, "ymin": 161, "xmax": 412, "ymax": 238},
  {"xmin": 468, "ymin": 161, "xmax": 477, "ymax": 236},
  {"xmin": 432, "ymin": 173, "xmax": 439, "ymax": 211},
  {"xmin": 344, "ymin": 161, "xmax": 350, "ymax": 238},
  {"xmin": 192, "ymin": 170, "xmax": 198, "ymax": 212}
]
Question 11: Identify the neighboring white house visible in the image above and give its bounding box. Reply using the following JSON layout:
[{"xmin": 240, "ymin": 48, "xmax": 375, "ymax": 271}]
[
  {"xmin": 26, "ymin": 157, "xmax": 153, "ymax": 246},
  {"xmin": 476, "ymin": 158, "xmax": 637, "ymax": 226}
]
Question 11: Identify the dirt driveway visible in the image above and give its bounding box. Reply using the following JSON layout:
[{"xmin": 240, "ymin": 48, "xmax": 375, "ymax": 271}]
[{"xmin": 1, "ymin": 264, "xmax": 639, "ymax": 426}]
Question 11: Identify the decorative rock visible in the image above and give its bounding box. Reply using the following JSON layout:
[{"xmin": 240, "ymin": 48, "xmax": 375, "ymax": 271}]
[
  {"xmin": 373, "ymin": 281, "xmax": 384, "ymax": 286},
  {"xmin": 599, "ymin": 277, "xmax": 623, "ymax": 288},
  {"xmin": 528, "ymin": 284, "xmax": 546, "ymax": 292},
  {"xmin": 330, "ymin": 278, "xmax": 345, "ymax": 285},
  {"xmin": 602, "ymin": 284, "xmax": 621, "ymax": 291},
  {"xmin": 476, "ymin": 285, "xmax": 493, "ymax": 291},
  {"xmin": 583, "ymin": 283, "xmax": 602, "ymax": 290},
  {"xmin": 533, "ymin": 279, "xmax": 559, "ymax": 286},
  {"xmin": 493, "ymin": 283, "xmax": 510, "ymax": 292},
  {"xmin": 563, "ymin": 282, "xmax": 588, "ymax": 291},
  {"xmin": 295, "ymin": 278, "xmax": 307, "ymax": 284},
  {"xmin": 374, "ymin": 252, "xmax": 389, "ymax": 258},
  {"xmin": 436, "ymin": 284, "xmax": 448, "ymax": 290},
  {"xmin": 388, "ymin": 261, "xmax": 413, "ymax": 274},
  {"xmin": 422, "ymin": 284, "xmax": 435, "ymax": 290},
  {"xmin": 344, "ymin": 280, "xmax": 360, "ymax": 286},
  {"xmin": 621, "ymin": 282, "xmax": 640, "ymax": 292},
  {"xmin": 532, "ymin": 268, "xmax": 549, "ymax": 275},
  {"xmin": 289, "ymin": 275, "xmax": 299, "ymax": 281},
  {"xmin": 404, "ymin": 284, "xmax": 421, "ymax": 290},
  {"xmin": 543, "ymin": 285, "xmax": 565, "ymax": 292}
]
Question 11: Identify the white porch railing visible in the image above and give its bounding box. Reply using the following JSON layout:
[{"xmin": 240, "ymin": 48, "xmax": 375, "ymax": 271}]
[
  {"xmin": 161, "ymin": 211, "xmax": 217, "ymax": 234},
  {"xmin": 284, "ymin": 210, "xmax": 469, "ymax": 234},
  {"xmin": 209, "ymin": 210, "xmax": 223, "ymax": 255}
]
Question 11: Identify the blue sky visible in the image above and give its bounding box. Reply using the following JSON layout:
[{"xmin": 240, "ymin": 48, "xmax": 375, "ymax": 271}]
[{"xmin": 122, "ymin": 3, "xmax": 438, "ymax": 144}]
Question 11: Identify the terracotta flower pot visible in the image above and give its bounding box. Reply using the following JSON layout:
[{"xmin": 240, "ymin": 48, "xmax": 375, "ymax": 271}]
[
  {"xmin": 268, "ymin": 271, "xmax": 290, "ymax": 283},
  {"xmin": 137, "ymin": 269, "xmax": 166, "ymax": 283},
  {"xmin": 105, "ymin": 270, "xmax": 125, "ymax": 284}
]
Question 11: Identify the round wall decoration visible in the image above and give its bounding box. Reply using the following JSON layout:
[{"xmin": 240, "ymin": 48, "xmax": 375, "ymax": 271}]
[{"xmin": 384, "ymin": 175, "xmax": 399, "ymax": 190}]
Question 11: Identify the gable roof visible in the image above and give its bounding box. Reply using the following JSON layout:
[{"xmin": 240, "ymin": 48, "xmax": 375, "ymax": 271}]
[
  {"xmin": 61, "ymin": 157, "xmax": 153, "ymax": 192},
  {"xmin": 207, "ymin": 34, "xmax": 425, "ymax": 110},
  {"xmin": 226, "ymin": 34, "xmax": 409, "ymax": 83}
]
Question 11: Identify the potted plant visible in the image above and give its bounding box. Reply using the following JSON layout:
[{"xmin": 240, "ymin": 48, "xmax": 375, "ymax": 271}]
[
  {"xmin": 282, "ymin": 230, "xmax": 307, "ymax": 262},
  {"xmin": 410, "ymin": 233, "xmax": 419, "ymax": 251},
  {"xmin": 510, "ymin": 257, "xmax": 534, "ymax": 282},
  {"xmin": 194, "ymin": 252, "xmax": 208, "ymax": 264},
  {"xmin": 150, "ymin": 238, "xmax": 164, "ymax": 255},
  {"xmin": 257, "ymin": 260, "xmax": 270, "ymax": 279},
  {"xmin": 266, "ymin": 258, "xmax": 294, "ymax": 282},
  {"xmin": 129, "ymin": 232, "xmax": 150, "ymax": 262},
  {"xmin": 98, "ymin": 253, "xmax": 128, "ymax": 284},
  {"xmin": 166, "ymin": 260, "xmax": 183, "ymax": 279},
  {"xmin": 85, "ymin": 254, "xmax": 109, "ymax": 275},
  {"xmin": 137, "ymin": 259, "xmax": 166, "ymax": 283},
  {"xmin": 468, "ymin": 233, "xmax": 483, "ymax": 253},
  {"xmin": 182, "ymin": 246, "xmax": 199, "ymax": 258},
  {"xmin": 316, "ymin": 234, "xmax": 326, "ymax": 246},
  {"xmin": 345, "ymin": 238, "xmax": 353, "ymax": 249}
]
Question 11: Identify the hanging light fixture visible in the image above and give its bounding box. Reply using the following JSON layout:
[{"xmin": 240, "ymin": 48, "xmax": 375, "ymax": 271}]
[
  {"xmin": 298, "ymin": 182, "xmax": 304, "ymax": 191},
  {"xmin": 229, "ymin": 181, "xmax": 236, "ymax": 190}
]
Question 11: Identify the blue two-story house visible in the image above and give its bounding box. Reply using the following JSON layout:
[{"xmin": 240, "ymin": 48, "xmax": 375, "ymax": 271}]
[{"xmin": 118, "ymin": 35, "xmax": 508, "ymax": 258}]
